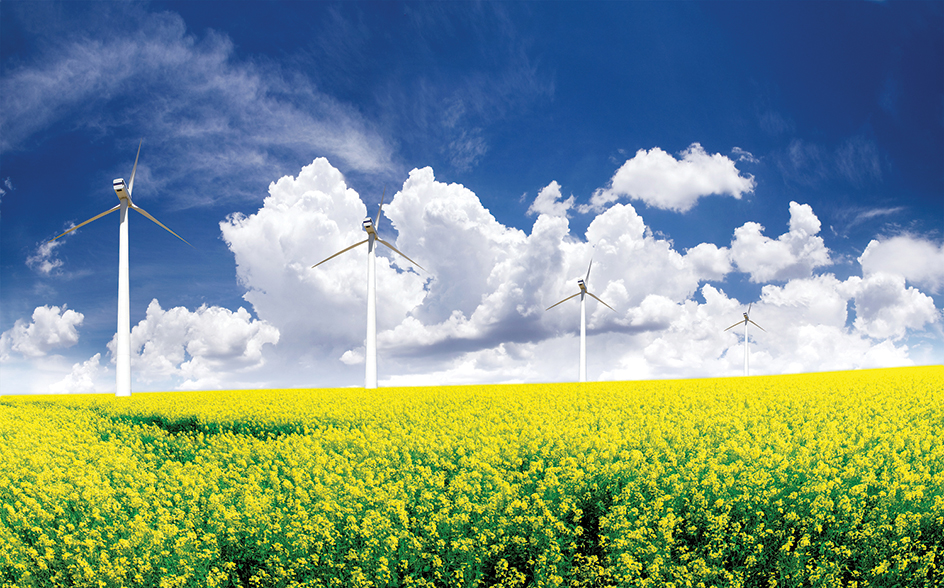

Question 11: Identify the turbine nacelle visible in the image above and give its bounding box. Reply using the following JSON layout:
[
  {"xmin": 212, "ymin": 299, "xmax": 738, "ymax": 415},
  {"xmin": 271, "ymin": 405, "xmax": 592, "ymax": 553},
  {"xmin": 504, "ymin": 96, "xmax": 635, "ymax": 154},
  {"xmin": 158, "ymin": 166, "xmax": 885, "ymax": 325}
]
[
  {"xmin": 113, "ymin": 179, "xmax": 130, "ymax": 201},
  {"xmin": 362, "ymin": 217, "xmax": 376, "ymax": 235},
  {"xmin": 724, "ymin": 303, "xmax": 766, "ymax": 333},
  {"xmin": 546, "ymin": 259, "xmax": 615, "ymax": 312},
  {"xmin": 50, "ymin": 141, "xmax": 190, "ymax": 247}
]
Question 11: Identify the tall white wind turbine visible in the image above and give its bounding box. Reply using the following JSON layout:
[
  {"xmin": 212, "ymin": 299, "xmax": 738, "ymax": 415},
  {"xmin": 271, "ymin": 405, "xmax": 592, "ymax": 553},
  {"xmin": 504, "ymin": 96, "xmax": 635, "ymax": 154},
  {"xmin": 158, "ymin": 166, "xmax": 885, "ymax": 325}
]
[
  {"xmin": 724, "ymin": 303, "xmax": 766, "ymax": 376},
  {"xmin": 50, "ymin": 140, "xmax": 191, "ymax": 397},
  {"xmin": 546, "ymin": 260, "xmax": 615, "ymax": 382},
  {"xmin": 311, "ymin": 190, "xmax": 425, "ymax": 389}
]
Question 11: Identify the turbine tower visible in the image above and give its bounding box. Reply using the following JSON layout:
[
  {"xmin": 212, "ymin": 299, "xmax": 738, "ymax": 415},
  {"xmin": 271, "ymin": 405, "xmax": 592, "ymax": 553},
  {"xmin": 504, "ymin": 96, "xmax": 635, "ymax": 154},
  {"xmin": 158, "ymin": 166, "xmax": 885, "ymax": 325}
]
[
  {"xmin": 546, "ymin": 260, "xmax": 615, "ymax": 382},
  {"xmin": 311, "ymin": 190, "xmax": 424, "ymax": 389},
  {"xmin": 724, "ymin": 303, "xmax": 766, "ymax": 376},
  {"xmin": 50, "ymin": 140, "xmax": 191, "ymax": 397}
]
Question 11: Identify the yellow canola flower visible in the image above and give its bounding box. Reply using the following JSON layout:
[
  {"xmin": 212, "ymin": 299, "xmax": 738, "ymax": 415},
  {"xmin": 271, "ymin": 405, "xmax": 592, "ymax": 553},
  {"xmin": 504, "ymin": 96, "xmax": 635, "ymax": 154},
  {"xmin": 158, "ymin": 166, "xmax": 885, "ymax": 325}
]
[{"xmin": 0, "ymin": 366, "xmax": 940, "ymax": 587}]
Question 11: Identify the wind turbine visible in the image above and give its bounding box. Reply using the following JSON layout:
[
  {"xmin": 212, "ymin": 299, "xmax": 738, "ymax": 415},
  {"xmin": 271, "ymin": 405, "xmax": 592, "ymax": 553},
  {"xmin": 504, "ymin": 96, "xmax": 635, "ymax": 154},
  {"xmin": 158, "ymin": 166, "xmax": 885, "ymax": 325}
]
[
  {"xmin": 724, "ymin": 303, "xmax": 766, "ymax": 376},
  {"xmin": 546, "ymin": 260, "xmax": 615, "ymax": 382},
  {"xmin": 50, "ymin": 140, "xmax": 191, "ymax": 397},
  {"xmin": 311, "ymin": 189, "xmax": 424, "ymax": 389}
]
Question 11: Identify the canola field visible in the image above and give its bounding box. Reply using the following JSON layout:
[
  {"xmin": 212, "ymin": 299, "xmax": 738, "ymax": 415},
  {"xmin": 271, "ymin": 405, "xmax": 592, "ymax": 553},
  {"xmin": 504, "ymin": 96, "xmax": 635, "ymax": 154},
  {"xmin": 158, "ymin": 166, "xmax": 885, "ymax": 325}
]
[{"xmin": 1, "ymin": 366, "xmax": 942, "ymax": 588}]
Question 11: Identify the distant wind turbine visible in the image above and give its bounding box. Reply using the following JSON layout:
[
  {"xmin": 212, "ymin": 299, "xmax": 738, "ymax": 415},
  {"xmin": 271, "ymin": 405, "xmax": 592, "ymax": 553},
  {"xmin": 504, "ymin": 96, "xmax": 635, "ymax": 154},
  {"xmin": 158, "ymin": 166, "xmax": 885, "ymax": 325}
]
[
  {"xmin": 311, "ymin": 189, "xmax": 425, "ymax": 389},
  {"xmin": 724, "ymin": 303, "xmax": 766, "ymax": 376},
  {"xmin": 546, "ymin": 260, "xmax": 615, "ymax": 382},
  {"xmin": 50, "ymin": 140, "xmax": 191, "ymax": 397}
]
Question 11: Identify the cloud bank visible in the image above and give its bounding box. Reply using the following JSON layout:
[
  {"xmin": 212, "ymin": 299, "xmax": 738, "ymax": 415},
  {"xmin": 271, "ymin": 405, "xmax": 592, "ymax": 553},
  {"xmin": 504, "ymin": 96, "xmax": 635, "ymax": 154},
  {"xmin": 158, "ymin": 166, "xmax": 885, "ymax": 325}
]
[
  {"xmin": 11, "ymin": 157, "xmax": 939, "ymax": 392},
  {"xmin": 211, "ymin": 158, "xmax": 937, "ymax": 387},
  {"xmin": 112, "ymin": 300, "xmax": 280, "ymax": 390}
]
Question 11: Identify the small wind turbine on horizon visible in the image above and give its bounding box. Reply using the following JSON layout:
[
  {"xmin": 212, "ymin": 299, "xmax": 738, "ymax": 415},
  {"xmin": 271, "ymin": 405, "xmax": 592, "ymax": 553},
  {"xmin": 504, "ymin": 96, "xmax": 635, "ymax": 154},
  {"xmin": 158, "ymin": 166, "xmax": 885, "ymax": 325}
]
[
  {"xmin": 724, "ymin": 303, "xmax": 766, "ymax": 377},
  {"xmin": 50, "ymin": 140, "xmax": 192, "ymax": 397},
  {"xmin": 546, "ymin": 259, "xmax": 615, "ymax": 382},
  {"xmin": 311, "ymin": 189, "xmax": 425, "ymax": 389}
]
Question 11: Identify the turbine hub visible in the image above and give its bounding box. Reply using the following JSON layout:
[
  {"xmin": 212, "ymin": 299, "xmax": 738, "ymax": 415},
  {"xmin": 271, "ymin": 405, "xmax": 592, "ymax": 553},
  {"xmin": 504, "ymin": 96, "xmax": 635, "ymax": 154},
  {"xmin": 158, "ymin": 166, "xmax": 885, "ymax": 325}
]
[{"xmin": 113, "ymin": 179, "xmax": 130, "ymax": 201}]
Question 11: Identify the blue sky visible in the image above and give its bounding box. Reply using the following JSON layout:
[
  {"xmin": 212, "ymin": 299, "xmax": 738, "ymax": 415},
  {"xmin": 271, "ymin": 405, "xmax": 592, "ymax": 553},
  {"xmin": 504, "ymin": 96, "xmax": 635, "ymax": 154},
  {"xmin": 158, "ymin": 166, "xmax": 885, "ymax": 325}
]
[{"xmin": 1, "ymin": 1, "xmax": 942, "ymax": 393}]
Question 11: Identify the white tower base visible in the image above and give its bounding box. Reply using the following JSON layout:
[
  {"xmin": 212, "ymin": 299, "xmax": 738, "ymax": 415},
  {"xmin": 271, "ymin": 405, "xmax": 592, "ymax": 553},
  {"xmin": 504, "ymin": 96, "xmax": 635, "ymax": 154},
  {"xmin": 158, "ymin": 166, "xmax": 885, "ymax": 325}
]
[
  {"xmin": 116, "ymin": 200, "xmax": 131, "ymax": 397},
  {"xmin": 365, "ymin": 234, "xmax": 378, "ymax": 389},
  {"xmin": 743, "ymin": 320, "xmax": 749, "ymax": 377},
  {"xmin": 579, "ymin": 292, "xmax": 587, "ymax": 383}
]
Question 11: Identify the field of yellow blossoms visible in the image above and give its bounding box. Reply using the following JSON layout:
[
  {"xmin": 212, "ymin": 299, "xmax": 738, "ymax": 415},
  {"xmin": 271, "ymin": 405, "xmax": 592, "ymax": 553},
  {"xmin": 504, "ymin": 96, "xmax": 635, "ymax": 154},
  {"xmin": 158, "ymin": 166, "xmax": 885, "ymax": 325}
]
[{"xmin": 1, "ymin": 366, "xmax": 941, "ymax": 587}]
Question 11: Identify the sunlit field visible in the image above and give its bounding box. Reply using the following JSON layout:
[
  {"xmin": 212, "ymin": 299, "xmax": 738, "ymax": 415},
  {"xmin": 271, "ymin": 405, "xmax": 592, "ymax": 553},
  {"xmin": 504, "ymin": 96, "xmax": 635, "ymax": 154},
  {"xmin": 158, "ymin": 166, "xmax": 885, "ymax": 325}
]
[{"xmin": 1, "ymin": 367, "xmax": 941, "ymax": 587}]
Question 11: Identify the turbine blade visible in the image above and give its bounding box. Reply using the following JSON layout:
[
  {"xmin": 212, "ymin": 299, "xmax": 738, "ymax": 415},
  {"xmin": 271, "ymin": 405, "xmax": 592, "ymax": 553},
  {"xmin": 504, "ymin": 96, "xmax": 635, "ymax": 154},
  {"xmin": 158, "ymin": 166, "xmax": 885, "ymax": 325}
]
[
  {"xmin": 585, "ymin": 259, "xmax": 593, "ymax": 284},
  {"xmin": 128, "ymin": 139, "xmax": 143, "ymax": 197},
  {"xmin": 723, "ymin": 320, "xmax": 745, "ymax": 331},
  {"xmin": 375, "ymin": 186, "xmax": 385, "ymax": 230},
  {"xmin": 376, "ymin": 238, "xmax": 425, "ymax": 272},
  {"xmin": 747, "ymin": 302, "xmax": 752, "ymax": 317},
  {"xmin": 587, "ymin": 291, "xmax": 616, "ymax": 312},
  {"xmin": 130, "ymin": 205, "xmax": 193, "ymax": 247},
  {"xmin": 546, "ymin": 291, "xmax": 581, "ymax": 311},
  {"xmin": 311, "ymin": 239, "xmax": 368, "ymax": 268},
  {"xmin": 748, "ymin": 319, "xmax": 766, "ymax": 332},
  {"xmin": 49, "ymin": 204, "xmax": 121, "ymax": 241}
]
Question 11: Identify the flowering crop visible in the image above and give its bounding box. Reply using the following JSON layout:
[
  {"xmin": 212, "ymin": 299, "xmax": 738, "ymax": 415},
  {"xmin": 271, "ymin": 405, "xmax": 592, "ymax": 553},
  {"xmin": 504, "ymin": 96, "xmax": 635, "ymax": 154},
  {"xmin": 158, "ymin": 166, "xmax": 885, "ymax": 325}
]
[{"xmin": 1, "ymin": 366, "xmax": 941, "ymax": 587}]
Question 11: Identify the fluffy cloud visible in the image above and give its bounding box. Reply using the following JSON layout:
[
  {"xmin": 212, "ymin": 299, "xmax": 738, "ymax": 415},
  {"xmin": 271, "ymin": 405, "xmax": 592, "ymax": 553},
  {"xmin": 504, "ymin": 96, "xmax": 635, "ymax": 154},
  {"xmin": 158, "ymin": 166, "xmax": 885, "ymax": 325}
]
[
  {"xmin": 731, "ymin": 201, "xmax": 831, "ymax": 282},
  {"xmin": 383, "ymin": 166, "xmax": 540, "ymax": 346},
  {"xmin": 859, "ymin": 235, "xmax": 944, "ymax": 294},
  {"xmin": 49, "ymin": 353, "xmax": 107, "ymax": 394},
  {"xmin": 221, "ymin": 158, "xmax": 427, "ymax": 363},
  {"xmin": 0, "ymin": 305, "xmax": 84, "ymax": 361},
  {"xmin": 382, "ymin": 170, "xmax": 736, "ymax": 357},
  {"xmin": 586, "ymin": 143, "xmax": 755, "ymax": 212},
  {"xmin": 601, "ymin": 276, "xmax": 920, "ymax": 381},
  {"xmin": 213, "ymin": 157, "xmax": 940, "ymax": 387},
  {"xmin": 753, "ymin": 274, "xmax": 920, "ymax": 372},
  {"xmin": 527, "ymin": 181, "xmax": 574, "ymax": 218},
  {"xmin": 684, "ymin": 243, "xmax": 733, "ymax": 282},
  {"xmin": 846, "ymin": 273, "xmax": 939, "ymax": 340},
  {"xmin": 109, "ymin": 299, "xmax": 280, "ymax": 390}
]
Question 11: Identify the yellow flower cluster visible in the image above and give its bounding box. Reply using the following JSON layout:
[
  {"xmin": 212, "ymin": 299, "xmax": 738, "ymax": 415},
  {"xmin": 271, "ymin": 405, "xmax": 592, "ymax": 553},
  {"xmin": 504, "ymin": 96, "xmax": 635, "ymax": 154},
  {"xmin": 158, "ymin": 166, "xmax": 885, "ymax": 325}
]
[{"xmin": 1, "ymin": 366, "xmax": 941, "ymax": 587}]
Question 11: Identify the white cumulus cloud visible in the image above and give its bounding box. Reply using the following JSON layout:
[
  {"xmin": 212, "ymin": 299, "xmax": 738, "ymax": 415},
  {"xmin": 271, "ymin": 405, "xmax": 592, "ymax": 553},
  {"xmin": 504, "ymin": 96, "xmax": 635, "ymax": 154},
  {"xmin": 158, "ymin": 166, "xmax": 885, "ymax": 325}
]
[
  {"xmin": 527, "ymin": 181, "xmax": 574, "ymax": 217},
  {"xmin": 213, "ymin": 157, "xmax": 941, "ymax": 387},
  {"xmin": 108, "ymin": 299, "xmax": 280, "ymax": 390},
  {"xmin": 731, "ymin": 201, "xmax": 831, "ymax": 282},
  {"xmin": 586, "ymin": 143, "xmax": 755, "ymax": 212},
  {"xmin": 221, "ymin": 158, "xmax": 427, "ymax": 365},
  {"xmin": 846, "ymin": 273, "xmax": 940, "ymax": 340},
  {"xmin": 0, "ymin": 305, "xmax": 84, "ymax": 361},
  {"xmin": 859, "ymin": 235, "xmax": 944, "ymax": 294},
  {"xmin": 49, "ymin": 353, "xmax": 108, "ymax": 394}
]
